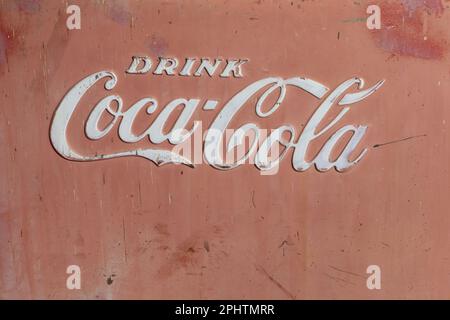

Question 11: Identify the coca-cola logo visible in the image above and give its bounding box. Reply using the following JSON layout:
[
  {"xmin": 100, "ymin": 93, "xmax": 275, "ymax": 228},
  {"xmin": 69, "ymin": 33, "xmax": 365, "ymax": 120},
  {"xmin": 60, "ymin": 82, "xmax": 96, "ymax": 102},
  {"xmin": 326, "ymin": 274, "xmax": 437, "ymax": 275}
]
[{"xmin": 50, "ymin": 56, "xmax": 384, "ymax": 174}]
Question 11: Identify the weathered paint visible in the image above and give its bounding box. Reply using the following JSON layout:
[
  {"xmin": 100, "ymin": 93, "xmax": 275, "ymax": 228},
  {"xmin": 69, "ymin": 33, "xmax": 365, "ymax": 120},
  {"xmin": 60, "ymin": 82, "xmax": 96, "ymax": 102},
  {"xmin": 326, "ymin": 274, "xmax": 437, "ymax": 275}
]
[
  {"xmin": 372, "ymin": 0, "xmax": 447, "ymax": 59},
  {"xmin": 0, "ymin": 0, "xmax": 449, "ymax": 299}
]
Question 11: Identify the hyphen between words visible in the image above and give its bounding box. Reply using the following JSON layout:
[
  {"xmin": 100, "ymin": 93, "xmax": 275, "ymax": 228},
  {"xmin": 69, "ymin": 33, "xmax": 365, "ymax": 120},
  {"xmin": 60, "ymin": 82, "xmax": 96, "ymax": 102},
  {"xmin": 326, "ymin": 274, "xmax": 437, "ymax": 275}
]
[{"xmin": 50, "ymin": 56, "xmax": 385, "ymax": 173}]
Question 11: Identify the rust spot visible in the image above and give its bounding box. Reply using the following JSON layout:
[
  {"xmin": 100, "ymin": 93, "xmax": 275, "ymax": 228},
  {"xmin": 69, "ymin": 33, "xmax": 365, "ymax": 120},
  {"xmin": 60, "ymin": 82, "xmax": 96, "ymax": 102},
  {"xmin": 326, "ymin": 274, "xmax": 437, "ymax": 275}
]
[
  {"xmin": 15, "ymin": 0, "xmax": 41, "ymax": 14},
  {"xmin": 187, "ymin": 247, "xmax": 195, "ymax": 253},
  {"xmin": 108, "ymin": 5, "xmax": 132, "ymax": 25},
  {"xmin": 147, "ymin": 34, "xmax": 169, "ymax": 56},
  {"xmin": 371, "ymin": 1, "xmax": 447, "ymax": 60},
  {"xmin": 401, "ymin": 0, "xmax": 444, "ymax": 16}
]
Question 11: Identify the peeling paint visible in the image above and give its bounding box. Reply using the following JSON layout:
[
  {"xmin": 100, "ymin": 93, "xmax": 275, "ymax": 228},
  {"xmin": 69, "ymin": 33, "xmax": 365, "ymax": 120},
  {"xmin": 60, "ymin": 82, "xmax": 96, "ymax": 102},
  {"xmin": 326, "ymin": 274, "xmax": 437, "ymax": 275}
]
[
  {"xmin": 400, "ymin": 0, "xmax": 444, "ymax": 16},
  {"xmin": 15, "ymin": 0, "xmax": 41, "ymax": 14},
  {"xmin": 371, "ymin": 1, "xmax": 447, "ymax": 60}
]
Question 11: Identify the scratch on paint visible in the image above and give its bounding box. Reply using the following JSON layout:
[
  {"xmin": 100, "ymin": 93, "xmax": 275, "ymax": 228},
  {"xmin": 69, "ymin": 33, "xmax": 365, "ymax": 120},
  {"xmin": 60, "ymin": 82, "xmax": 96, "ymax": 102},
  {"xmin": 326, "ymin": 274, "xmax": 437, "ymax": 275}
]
[
  {"xmin": 122, "ymin": 217, "xmax": 127, "ymax": 264},
  {"xmin": 255, "ymin": 264, "xmax": 296, "ymax": 299},
  {"xmin": 373, "ymin": 134, "xmax": 427, "ymax": 148},
  {"xmin": 323, "ymin": 272, "xmax": 356, "ymax": 286},
  {"xmin": 251, "ymin": 190, "xmax": 256, "ymax": 208},
  {"xmin": 328, "ymin": 265, "xmax": 364, "ymax": 278}
]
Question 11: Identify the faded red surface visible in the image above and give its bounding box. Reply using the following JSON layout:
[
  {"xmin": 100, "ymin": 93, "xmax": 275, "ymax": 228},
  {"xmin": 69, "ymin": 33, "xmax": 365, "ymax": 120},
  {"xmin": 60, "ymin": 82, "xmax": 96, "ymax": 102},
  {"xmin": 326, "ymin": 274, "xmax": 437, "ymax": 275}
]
[
  {"xmin": 371, "ymin": 0, "xmax": 448, "ymax": 59},
  {"xmin": 1, "ymin": 0, "xmax": 450, "ymax": 299}
]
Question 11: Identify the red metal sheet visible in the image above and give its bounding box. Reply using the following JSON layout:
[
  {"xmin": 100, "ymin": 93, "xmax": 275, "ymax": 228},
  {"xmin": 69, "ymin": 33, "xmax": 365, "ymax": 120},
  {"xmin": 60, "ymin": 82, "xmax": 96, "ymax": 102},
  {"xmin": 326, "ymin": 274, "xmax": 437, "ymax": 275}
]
[{"xmin": 0, "ymin": 0, "xmax": 449, "ymax": 299}]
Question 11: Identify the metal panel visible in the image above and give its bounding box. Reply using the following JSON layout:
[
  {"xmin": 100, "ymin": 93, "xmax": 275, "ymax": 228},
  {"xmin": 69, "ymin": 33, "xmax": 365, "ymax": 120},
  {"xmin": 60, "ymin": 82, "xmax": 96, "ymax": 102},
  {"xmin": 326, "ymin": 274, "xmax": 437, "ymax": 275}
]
[{"xmin": 0, "ymin": 0, "xmax": 449, "ymax": 299}]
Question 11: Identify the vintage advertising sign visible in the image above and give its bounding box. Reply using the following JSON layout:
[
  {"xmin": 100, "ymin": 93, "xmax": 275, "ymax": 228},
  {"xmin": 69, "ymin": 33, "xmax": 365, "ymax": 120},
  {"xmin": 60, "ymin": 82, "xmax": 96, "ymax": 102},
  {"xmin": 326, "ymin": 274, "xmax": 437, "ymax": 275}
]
[{"xmin": 1, "ymin": 0, "xmax": 449, "ymax": 299}]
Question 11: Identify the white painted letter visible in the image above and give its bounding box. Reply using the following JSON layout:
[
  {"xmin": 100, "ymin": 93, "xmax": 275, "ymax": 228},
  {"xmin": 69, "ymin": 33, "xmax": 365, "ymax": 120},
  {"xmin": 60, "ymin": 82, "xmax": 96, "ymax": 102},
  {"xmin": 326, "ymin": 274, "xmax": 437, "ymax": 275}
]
[
  {"xmin": 126, "ymin": 56, "xmax": 152, "ymax": 74},
  {"xmin": 153, "ymin": 58, "xmax": 179, "ymax": 76},
  {"xmin": 366, "ymin": 265, "xmax": 381, "ymax": 290},
  {"xmin": 66, "ymin": 5, "xmax": 81, "ymax": 30},
  {"xmin": 366, "ymin": 5, "xmax": 381, "ymax": 30},
  {"xmin": 66, "ymin": 265, "xmax": 81, "ymax": 290},
  {"xmin": 194, "ymin": 58, "xmax": 222, "ymax": 77},
  {"xmin": 220, "ymin": 59, "xmax": 248, "ymax": 78}
]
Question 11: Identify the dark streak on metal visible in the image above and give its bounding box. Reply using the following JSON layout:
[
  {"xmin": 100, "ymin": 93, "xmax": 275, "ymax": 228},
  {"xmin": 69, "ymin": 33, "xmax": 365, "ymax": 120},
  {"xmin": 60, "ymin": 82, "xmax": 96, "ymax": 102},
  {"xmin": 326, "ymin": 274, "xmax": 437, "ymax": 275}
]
[
  {"xmin": 373, "ymin": 134, "xmax": 427, "ymax": 148},
  {"xmin": 251, "ymin": 190, "xmax": 256, "ymax": 208},
  {"xmin": 122, "ymin": 217, "xmax": 128, "ymax": 264},
  {"xmin": 323, "ymin": 272, "xmax": 356, "ymax": 286},
  {"xmin": 328, "ymin": 265, "xmax": 364, "ymax": 278},
  {"xmin": 138, "ymin": 182, "xmax": 142, "ymax": 207},
  {"xmin": 255, "ymin": 264, "xmax": 295, "ymax": 299}
]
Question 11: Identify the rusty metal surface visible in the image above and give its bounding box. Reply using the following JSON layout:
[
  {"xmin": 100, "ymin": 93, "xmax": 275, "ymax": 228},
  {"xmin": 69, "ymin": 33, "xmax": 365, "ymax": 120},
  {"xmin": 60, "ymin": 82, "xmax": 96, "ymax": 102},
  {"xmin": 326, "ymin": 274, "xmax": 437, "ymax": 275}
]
[{"xmin": 0, "ymin": 0, "xmax": 449, "ymax": 299}]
